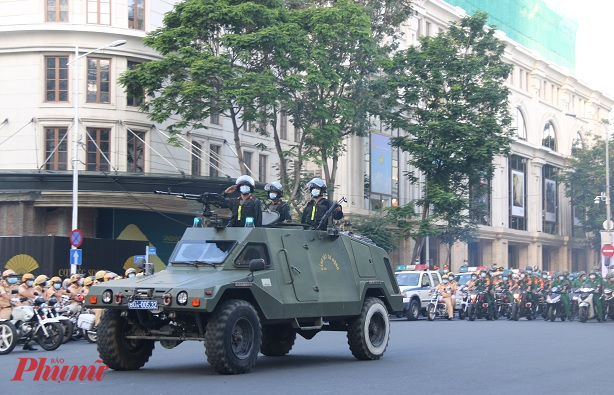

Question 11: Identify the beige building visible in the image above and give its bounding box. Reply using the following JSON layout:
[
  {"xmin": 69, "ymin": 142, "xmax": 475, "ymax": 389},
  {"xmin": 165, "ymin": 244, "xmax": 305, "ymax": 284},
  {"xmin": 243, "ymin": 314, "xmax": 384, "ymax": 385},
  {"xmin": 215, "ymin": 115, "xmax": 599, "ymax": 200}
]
[{"xmin": 0, "ymin": 0, "xmax": 612, "ymax": 273}]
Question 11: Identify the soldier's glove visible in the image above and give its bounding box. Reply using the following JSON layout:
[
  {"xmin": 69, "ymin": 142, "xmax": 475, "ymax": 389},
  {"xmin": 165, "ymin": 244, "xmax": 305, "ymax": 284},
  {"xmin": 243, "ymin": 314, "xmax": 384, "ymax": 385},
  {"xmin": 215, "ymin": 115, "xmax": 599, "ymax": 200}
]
[{"xmin": 11, "ymin": 289, "xmax": 18, "ymax": 294}]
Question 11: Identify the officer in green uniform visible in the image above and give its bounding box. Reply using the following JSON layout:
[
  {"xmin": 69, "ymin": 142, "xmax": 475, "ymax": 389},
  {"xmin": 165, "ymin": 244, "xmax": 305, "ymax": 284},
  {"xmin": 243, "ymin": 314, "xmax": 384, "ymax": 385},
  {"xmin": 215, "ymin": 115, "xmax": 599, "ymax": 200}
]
[
  {"xmin": 550, "ymin": 271, "xmax": 572, "ymax": 319},
  {"xmin": 475, "ymin": 269, "xmax": 495, "ymax": 318},
  {"xmin": 603, "ymin": 273, "xmax": 614, "ymax": 319},
  {"xmin": 583, "ymin": 269, "xmax": 604, "ymax": 322},
  {"xmin": 572, "ymin": 271, "xmax": 586, "ymax": 289}
]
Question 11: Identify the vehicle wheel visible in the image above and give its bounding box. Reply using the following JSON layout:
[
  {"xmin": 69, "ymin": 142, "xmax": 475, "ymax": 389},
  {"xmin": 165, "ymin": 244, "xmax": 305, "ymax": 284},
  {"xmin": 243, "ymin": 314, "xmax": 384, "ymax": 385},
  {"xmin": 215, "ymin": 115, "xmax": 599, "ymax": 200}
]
[
  {"xmin": 579, "ymin": 306, "xmax": 588, "ymax": 323},
  {"xmin": 83, "ymin": 328, "xmax": 97, "ymax": 343},
  {"xmin": 493, "ymin": 306, "xmax": 499, "ymax": 320},
  {"xmin": 97, "ymin": 310, "xmax": 155, "ymax": 371},
  {"xmin": 347, "ymin": 297, "xmax": 390, "ymax": 360},
  {"xmin": 458, "ymin": 308, "xmax": 465, "ymax": 320},
  {"xmin": 260, "ymin": 324, "xmax": 296, "ymax": 357},
  {"xmin": 36, "ymin": 322, "xmax": 64, "ymax": 351},
  {"xmin": 59, "ymin": 319, "xmax": 74, "ymax": 344},
  {"xmin": 426, "ymin": 304, "xmax": 436, "ymax": 321},
  {"xmin": 468, "ymin": 305, "xmax": 476, "ymax": 321},
  {"xmin": 406, "ymin": 299, "xmax": 420, "ymax": 321},
  {"xmin": 512, "ymin": 304, "xmax": 519, "ymax": 321},
  {"xmin": 0, "ymin": 321, "xmax": 18, "ymax": 355},
  {"xmin": 548, "ymin": 306, "xmax": 556, "ymax": 322},
  {"xmin": 205, "ymin": 299, "xmax": 261, "ymax": 374}
]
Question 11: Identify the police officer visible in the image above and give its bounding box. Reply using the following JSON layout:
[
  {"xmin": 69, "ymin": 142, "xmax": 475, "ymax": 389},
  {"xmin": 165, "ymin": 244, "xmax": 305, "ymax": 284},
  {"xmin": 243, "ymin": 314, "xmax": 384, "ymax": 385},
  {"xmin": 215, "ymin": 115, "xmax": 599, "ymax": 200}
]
[
  {"xmin": 32, "ymin": 275, "xmax": 49, "ymax": 301},
  {"xmin": 46, "ymin": 276, "xmax": 65, "ymax": 300},
  {"xmin": 550, "ymin": 271, "xmax": 572, "ymax": 320},
  {"xmin": 583, "ymin": 269, "xmax": 605, "ymax": 322},
  {"xmin": 103, "ymin": 272, "xmax": 118, "ymax": 282},
  {"xmin": 0, "ymin": 269, "xmax": 19, "ymax": 319},
  {"xmin": 19, "ymin": 273, "xmax": 38, "ymax": 304},
  {"xmin": 125, "ymin": 268, "xmax": 137, "ymax": 278},
  {"xmin": 223, "ymin": 175, "xmax": 263, "ymax": 227},
  {"xmin": 572, "ymin": 271, "xmax": 586, "ymax": 289},
  {"xmin": 475, "ymin": 269, "xmax": 495, "ymax": 318},
  {"xmin": 300, "ymin": 177, "xmax": 343, "ymax": 230},
  {"xmin": 264, "ymin": 182, "xmax": 292, "ymax": 223},
  {"xmin": 435, "ymin": 274, "xmax": 457, "ymax": 320},
  {"xmin": 95, "ymin": 270, "xmax": 107, "ymax": 285}
]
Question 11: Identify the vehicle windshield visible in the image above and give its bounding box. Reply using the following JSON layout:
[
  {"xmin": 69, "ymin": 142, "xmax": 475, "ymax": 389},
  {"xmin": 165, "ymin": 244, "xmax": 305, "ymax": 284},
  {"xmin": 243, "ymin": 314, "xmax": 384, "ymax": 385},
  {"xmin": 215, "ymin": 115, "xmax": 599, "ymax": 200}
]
[
  {"xmin": 170, "ymin": 240, "xmax": 235, "ymax": 265},
  {"xmin": 456, "ymin": 274, "xmax": 472, "ymax": 285},
  {"xmin": 396, "ymin": 273, "xmax": 420, "ymax": 286}
]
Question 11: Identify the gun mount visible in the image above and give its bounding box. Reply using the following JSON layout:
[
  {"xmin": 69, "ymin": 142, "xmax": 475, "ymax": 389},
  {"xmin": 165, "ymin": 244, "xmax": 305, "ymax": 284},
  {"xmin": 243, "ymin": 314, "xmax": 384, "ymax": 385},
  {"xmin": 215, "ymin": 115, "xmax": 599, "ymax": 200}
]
[{"xmin": 154, "ymin": 189, "xmax": 228, "ymax": 227}]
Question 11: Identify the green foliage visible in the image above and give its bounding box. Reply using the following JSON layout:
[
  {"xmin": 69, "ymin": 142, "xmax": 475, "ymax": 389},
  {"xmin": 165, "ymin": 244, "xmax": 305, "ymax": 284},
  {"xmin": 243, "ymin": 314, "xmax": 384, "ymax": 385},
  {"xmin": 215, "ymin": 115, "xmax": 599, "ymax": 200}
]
[{"xmin": 375, "ymin": 12, "xmax": 513, "ymax": 260}]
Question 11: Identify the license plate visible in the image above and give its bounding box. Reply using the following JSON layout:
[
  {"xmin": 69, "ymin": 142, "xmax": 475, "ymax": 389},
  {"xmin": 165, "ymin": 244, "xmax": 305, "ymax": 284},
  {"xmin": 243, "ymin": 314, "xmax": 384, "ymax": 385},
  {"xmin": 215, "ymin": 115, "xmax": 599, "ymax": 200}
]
[{"xmin": 128, "ymin": 300, "xmax": 158, "ymax": 309}]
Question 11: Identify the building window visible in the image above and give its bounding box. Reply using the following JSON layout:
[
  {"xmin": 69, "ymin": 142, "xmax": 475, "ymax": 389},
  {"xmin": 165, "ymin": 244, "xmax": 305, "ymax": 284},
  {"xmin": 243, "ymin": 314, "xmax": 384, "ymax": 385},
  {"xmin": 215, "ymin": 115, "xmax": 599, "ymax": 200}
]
[
  {"xmin": 127, "ymin": 131, "xmax": 145, "ymax": 173},
  {"xmin": 128, "ymin": 0, "xmax": 145, "ymax": 30},
  {"xmin": 46, "ymin": 0, "xmax": 69, "ymax": 22},
  {"xmin": 279, "ymin": 112, "xmax": 287, "ymax": 140},
  {"xmin": 126, "ymin": 61, "xmax": 144, "ymax": 107},
  {"xmin": 572, "ymin": 131, "xmax": 583, "ymax": 155},
  {"xmin": 209, "ymin": 144, "xmax": 221, "ymax": 177},
  {"xmin": 542, "ymin": 122, "xmax": 557, "ymax": 151},
  {"xmin": 86, "ymin": 128, "xmax": 110, "ymax": 171},
  {"xmin": 210, "ymin": 112, "xmax": 220, "ymax": 125},
  {"xmin": 243, "ymin": 151, "xmax": 253, "ymax": 174},
  {"xmin": 258, "ymin": 154, "xmax": 267, "ymax": 182},
  {"xmin": 471, "ymin": 177, "xmax": 491, "ymax": 226},
  {"xmin": 87, "ymin": 0, "xmax": 110, "ymax": 25},
  {"xmin": 512, "ymin": 107, "xmax": 526, "ymax": 140},
  {"xmin": 45, "ymin": 127, "xmax": 68, "ymax": 170},
  {"xmin": 509, "ymin": 155, "xmax": 527, "ymax": 231},
  {"xmin": 191, "ymin": 141, "xmax": 202, "ymax": 176},
  {"xmin": 45, "ymin": 56, "xmax": 69, "ymax": 102},
  {"xmin": 543, "ymin": 165, "xmax": 558, "ymax": 235},
  {"xmin": 87, "ymin": 58, "xmax": 110, "ymax": 103}
]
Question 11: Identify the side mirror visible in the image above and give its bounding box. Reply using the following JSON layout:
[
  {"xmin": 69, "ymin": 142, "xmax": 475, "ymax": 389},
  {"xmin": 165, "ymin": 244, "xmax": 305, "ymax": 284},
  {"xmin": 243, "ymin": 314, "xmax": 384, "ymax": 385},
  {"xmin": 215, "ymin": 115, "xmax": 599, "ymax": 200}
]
[{"xmin": 249, "ymin": 259, "xmax": 266, "ymax": 272}]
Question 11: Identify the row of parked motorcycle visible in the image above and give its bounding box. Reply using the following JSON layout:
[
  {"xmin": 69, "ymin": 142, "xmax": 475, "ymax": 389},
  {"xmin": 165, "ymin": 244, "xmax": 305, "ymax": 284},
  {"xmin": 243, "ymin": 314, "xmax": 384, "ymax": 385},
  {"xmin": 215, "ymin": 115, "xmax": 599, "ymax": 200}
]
[
  {"xmin": 0, "ymin": 293, "xmax": 98, "ymax": 355},
  {"xmin": 427, "ymin": 285, "xmax": 613, "ymax": 323}
]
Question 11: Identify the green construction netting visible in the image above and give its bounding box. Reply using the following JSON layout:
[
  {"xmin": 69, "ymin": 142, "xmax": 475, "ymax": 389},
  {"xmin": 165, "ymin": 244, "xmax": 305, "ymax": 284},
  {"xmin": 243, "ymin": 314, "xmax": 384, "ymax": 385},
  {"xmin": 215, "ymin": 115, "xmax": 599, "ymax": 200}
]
[{"xmin": 445, "ymin": 0, "xmax": 577, "ymax": 71}]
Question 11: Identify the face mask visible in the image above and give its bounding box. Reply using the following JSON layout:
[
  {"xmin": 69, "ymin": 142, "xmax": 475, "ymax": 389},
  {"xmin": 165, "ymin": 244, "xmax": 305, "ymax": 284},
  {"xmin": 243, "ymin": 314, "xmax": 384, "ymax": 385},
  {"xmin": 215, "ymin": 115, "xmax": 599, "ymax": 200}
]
[
  {"xmin": 53, "ymin": 283, "xmax": 61, "ymax": 290},
  {"xmin": 569, "ymin": 276, "xmax": 574, "ymax": 280},
  {"xmin": 471, "ymin": 276, "xmax": 477, "ymax": 280},
  {"xmin": 269, "ymin": 193, "xmax": 278, "ymax": 200},
  {"xmin": 559, "ymin": 276, "xmax": 564, "ymax": 281},
  {"xmin": 527, "ymin": 271, "xmax": 532, "ymax": 275},
  {"xmin": 520, "ymin": 274, "xmax": 525, "ymax": 279},
  {"xmin": 239, "ymin": 185, "xmax": 251, "ymax": 195},
  {"xmin": 503, "ymin": 277, "xmax": 508, "ymax": 281},
  {"xmin": 8, "ymin": 277, "xmax": 18, "ymax": 284},
  {"xmin": 79, "ymin": 280, "xmax": 84, "ymax": 286},
  {"xmin": 443, "ymin": 269, "xmax": 449, "ymax": 274},
  {"xmin": 27, "ymin": 280, "xmax": 34, "ymax": 287},
  {"xmin": 442, "ymin": 279, "xmax": 449, "ymax": 284},
  {"xmin": 542, "ymin": 274, "xmax": 547, "ymax": 278},
  {"xmin": 128, "ymin": 273, "xmax": 136, "ymax": 278},
  {"xmin": 311, "ymin": 189, "xmax": 321, "ymax": 197},
  {"xmin": 590, "ymin": 275, "xmax": 596, "ymax": 280},
  {"xmin": 480, "ymin": 273, "xmax": 486, "ymax": 278}
]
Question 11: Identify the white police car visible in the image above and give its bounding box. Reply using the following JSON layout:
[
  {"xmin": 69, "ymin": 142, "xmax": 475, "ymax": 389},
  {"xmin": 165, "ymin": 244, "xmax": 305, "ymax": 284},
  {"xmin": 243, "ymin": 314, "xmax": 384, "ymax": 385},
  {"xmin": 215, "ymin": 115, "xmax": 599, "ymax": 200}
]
[{"xmin": 395, "ymin": 269, "xmax": 442, "ymax": 320}]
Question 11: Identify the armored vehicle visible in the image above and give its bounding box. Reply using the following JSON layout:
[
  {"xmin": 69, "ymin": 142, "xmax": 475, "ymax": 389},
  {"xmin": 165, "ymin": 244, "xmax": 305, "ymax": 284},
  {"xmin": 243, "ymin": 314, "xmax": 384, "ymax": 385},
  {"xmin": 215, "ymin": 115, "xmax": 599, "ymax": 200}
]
[{"xmin": 86, "ymin": 194, "xmax": 402, "ymax": 375}]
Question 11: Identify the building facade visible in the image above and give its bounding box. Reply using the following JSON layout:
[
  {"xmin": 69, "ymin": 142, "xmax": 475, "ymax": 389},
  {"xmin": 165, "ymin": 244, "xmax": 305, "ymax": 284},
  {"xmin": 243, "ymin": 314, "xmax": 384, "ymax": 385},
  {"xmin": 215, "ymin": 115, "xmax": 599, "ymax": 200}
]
[{"xmin": 0, "ymin": 0, "xmax": 612, "ymax": 274}]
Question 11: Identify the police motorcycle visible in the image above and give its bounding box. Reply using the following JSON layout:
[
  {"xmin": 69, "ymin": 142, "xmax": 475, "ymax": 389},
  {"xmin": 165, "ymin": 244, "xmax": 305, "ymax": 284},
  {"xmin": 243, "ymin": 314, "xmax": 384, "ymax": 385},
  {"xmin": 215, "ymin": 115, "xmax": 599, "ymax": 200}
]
[
  {"xmin": 545, "ymin": 286, "xmax": 566, "ymax": 322},
  {"xmin": 47, "ymin": 297, "xmax": 75, "ymax": 344},
  {"xmin": 495, "ymin": 288, "xmax": 512, "ymax": 319},
  {"xmin": 511, "ymin": 290, "xmax": 536, "ymax": 321},
  {"xmin": 0, "ymin": 296, "xmax": 64, "ymax": 354},
  {"xmin": 569, "ymin": 288, "xmax": 581, "ymax": 321},
  {"xmin": 457, "ymin": 286, "xmax": 469, "ymax": 320},
  {"xmin": 577, "ymin": 286, "xmax": 600, "ymax": 323},
  {"xmin": 466, "ymin": 290, "xmax": 493, "ymax": 321},
  {"xmin": 75, "ymin": 296, "xmax": 97, "ymax": 343},
  {"xmin": 426, "ymin": 289, "xmax": 449, "ymax": 320},
  {"xmin": 603, "ymin": 288, "xmax": 614, "ymax": 320}
]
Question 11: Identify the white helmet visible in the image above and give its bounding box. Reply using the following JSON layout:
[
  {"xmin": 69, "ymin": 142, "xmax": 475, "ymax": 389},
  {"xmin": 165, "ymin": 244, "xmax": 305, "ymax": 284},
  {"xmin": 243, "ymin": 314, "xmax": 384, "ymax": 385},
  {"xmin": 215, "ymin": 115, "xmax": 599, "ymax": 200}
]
[
  {"xmin": 235, "ymin": 175, "xmax": 255, "ymax": 187},
  {"xmin": 306, "ymin": 177, "xmax": 326, "ymax": 193},
  {"xmin": 264, "ymin": 182, "xmax": 283, "ymax": 196}
]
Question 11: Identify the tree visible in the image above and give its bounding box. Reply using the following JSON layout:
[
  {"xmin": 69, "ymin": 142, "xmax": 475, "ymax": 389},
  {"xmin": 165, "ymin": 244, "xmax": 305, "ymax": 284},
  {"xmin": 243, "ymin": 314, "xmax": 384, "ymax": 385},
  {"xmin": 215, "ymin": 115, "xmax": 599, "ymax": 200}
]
[
  {"xmin": 560, "ymin": 128, "xmax": 612, "ymax": 252},
  {"xmin": 120, "ymin": 0, "xmax": 287, "ymax": 175},
  {"xmin": 376, "ymin": 12, "xmax": 513, "ymax": 265}
]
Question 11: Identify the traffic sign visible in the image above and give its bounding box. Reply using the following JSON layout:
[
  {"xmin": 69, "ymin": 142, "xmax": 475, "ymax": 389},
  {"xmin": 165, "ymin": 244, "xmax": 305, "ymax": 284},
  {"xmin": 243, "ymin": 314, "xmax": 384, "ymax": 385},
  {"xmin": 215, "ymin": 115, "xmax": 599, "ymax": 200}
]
[
  {"xmin": 70, "ymin": 229, "xmax": 84, "ymax": 248},
  {"xmin": 148, "ymin": 247, "xmax": 157, "ymax": 256},
  {"xmin": 602, "ymin": 244, "xmax": 614, "ymax": 257},
  {"xmin": 70, "ymin": 249, "xmax": 82, "ymax": 265},
  {"xmin": 134, "ymin": 255, "xmax": 146, "ymax": 263}
]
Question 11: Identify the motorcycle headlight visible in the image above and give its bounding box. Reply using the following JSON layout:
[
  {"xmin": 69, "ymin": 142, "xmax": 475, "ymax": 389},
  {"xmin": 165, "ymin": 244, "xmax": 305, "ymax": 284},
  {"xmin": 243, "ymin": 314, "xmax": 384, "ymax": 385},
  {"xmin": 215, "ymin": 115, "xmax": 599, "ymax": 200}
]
[
  {"xmin": 102, "ymin": 290, "xmax": 113, "ymax": 304},
  {"xmin": 513, "ymin": 293, "xmax": 520, "ymax": 299},
  {"xmin": 177, "ymin": 291, "xmax": 188, "ymax": 306}
]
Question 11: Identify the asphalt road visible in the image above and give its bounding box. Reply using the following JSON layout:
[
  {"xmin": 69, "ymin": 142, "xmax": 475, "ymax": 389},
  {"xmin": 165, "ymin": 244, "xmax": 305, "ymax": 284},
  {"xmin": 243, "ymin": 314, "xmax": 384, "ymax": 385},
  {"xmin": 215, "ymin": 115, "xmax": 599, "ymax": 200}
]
[{"xmin": 1, "ymin": 317, "xmax": 610, "ymax": 395}]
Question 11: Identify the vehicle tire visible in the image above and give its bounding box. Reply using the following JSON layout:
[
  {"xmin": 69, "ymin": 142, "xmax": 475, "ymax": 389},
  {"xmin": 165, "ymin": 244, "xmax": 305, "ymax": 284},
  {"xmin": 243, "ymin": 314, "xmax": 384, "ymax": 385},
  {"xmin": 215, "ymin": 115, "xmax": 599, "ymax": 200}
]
[
  {"xmin": 579, "ymin": 306, "xmax": 588, "ymax": 323},
  {"xmin": 512, "ymin": 304, "xmax": 519, "ymax": 321},
  {"xmin": 36, "ymin": 322, "xmax": 64, "ymax": 351},
  {"xmin": 205, "ymin": 299, "xmax": 261, "ymax": 374},
  {"xmin": 97, "ymin": 310, "xmax": 155, "ymax": 371},
  {"xmin": 468, "ymin": 305, "xmax": 476, "ymax": 321},
  {"xmin": 548, "ymin": 306, "xmax": 556, "ymax": 322},
  {"xmin": 347, "ymin": 297, "xmax": 390, "ymax": 360},
  {"xmin": 260, "ymin": 324, "xmax": 296, "ymax": 357},
  {"xmin": 0, "ymin": 321, "xmax": 18, "ymax": 355},
  {"xmin": 406, "ymin": 299, "xmax": 420, "ymax": 321},
  {"xmin": 83, "ymin": 328, "xmax": 97, "ymax": 343},
  {"xmin": 427, "ymin": 304, "xmax": 436, "ymax": 321},
  {"xmin": 59, "ymin": 319, "xmax": 74, "ymax": 344},
  {"xmin": 458, "ymin": 308, "xmax": 465, "ymax": 320}
]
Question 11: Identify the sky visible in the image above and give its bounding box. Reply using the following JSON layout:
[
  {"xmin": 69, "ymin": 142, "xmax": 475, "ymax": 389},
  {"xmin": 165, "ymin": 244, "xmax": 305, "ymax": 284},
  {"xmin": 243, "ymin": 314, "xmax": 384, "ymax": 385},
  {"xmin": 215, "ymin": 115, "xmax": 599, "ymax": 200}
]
[{"xmin": 548, "ymin": 0, "xmax": 614, "ymax": 99}]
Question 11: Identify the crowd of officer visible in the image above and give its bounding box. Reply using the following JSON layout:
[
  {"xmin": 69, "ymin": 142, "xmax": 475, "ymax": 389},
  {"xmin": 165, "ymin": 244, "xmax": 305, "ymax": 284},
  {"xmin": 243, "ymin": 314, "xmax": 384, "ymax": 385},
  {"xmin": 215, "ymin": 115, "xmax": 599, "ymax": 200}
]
[{"xmin": 444, "ymin": 265, "xmax": 614, "ymax": 322}]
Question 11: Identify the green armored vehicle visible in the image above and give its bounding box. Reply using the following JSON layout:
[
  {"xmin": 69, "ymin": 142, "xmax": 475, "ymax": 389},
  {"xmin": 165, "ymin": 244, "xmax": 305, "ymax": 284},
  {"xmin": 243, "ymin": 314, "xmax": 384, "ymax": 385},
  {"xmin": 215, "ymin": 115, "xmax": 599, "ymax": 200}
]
[{"xmin": 86, "ymin": 194, "xmax": 402, "ymax": 375}]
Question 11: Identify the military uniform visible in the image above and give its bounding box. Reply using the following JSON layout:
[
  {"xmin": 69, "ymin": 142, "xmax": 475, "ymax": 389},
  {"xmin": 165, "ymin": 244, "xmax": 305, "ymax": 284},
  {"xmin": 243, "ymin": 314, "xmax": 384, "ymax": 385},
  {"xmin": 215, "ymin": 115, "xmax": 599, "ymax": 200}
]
[
  {"xmin": 550, "ymin": 276, "xmax": 572, "ymax": 318},
  {"xmin": 475, "ymin": 274, "xmax": 495, "ymax": 317},
  {"xmin": 583, "ymin": 275, "xmax": 604, "ymax": 321}
]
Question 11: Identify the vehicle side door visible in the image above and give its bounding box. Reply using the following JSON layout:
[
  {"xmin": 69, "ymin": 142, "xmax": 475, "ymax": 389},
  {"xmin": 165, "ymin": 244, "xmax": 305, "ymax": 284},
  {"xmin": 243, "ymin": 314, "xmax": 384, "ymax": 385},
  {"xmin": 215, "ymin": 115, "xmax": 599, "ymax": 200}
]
[{"xmin": 418, "ymin": 272, "xmax": 431, "ymax": 307}]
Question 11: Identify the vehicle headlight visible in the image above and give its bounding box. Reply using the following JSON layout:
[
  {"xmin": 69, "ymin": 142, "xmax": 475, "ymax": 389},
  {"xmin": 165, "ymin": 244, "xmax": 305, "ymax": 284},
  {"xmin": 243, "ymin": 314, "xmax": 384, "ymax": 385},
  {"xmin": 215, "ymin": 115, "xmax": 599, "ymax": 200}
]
[
  {"xmin": 102, "ymin": 290, "xmax": 113, "ymax": 304},
  {"xmin": 177, "ymin": 291, "xmax": 188, "ymax": 306}
]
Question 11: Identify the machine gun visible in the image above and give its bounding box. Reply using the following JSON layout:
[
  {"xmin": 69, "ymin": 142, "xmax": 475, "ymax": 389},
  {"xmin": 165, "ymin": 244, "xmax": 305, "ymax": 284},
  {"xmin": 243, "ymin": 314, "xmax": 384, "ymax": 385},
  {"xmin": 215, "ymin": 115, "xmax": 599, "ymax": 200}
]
[
  {"xmin": 316, "ymin": 197, "xmax": 347, "ymax": 235},
  {"xmin": 154, "ymin": 189, "xmax": 228, "ymax": 227}
]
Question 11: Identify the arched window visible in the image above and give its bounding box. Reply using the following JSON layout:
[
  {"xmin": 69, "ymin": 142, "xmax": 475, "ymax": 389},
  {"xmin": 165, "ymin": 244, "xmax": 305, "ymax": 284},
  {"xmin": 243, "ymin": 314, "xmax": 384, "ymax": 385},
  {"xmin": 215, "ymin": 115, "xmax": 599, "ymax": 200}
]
[
  {"xmin": 512, "ymin": 107, "xmax": 527, "ymax": 140},
  {"xmin": 572, "ymin": 131, "xmax": 583, "ymax": 155},
  {"xmin": 542, "ymin": 122, "xmax": 557, "ymax": 151}
]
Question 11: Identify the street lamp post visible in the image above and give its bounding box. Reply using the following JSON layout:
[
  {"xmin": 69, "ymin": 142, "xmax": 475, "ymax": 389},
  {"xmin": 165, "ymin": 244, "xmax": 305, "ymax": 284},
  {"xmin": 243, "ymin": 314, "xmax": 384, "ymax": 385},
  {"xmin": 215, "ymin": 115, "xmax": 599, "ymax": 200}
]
[{"xmin": 68, "ymin": 39, "xmax": 126, "ymax": 275}]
